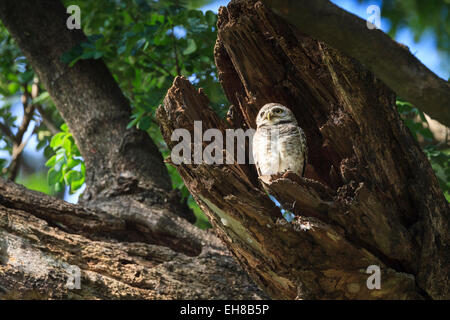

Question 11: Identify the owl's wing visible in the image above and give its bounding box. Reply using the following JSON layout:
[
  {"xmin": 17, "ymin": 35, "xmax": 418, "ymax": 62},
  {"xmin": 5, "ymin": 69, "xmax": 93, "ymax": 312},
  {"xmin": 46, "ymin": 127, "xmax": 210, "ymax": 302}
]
[
  {"xmin": 299, "ymin": 126, "xmax": 308, "ymax": 177},
  {"xmin": 302, "ymin": 150, "xmax": 307, "ymax": 176}
]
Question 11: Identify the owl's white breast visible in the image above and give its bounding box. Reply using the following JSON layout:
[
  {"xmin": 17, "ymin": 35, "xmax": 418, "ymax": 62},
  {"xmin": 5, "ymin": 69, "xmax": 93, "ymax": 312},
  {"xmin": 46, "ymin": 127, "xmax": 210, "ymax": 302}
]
[{"xmin": 253, "ymin": 124, "xmax": 307, "ymax": 177}]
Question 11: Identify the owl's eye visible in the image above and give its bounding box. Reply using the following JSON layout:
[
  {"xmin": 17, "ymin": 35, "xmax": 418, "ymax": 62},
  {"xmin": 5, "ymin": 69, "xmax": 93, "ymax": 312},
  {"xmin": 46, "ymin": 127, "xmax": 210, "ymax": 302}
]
[
  {"xmin": 260, "ymin": 112, "xmax": 265, "ymax": 118},
  {"xmin": 274, "ymin": 108, "xmax": 283, "ymax": 114}
]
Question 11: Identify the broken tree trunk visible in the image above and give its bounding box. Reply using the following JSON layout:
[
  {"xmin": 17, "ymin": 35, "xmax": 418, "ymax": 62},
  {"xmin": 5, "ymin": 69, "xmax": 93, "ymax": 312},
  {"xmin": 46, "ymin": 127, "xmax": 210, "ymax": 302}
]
[{"xmin": 157, "ymin": 0, "xmax": 449, "ymax": 299}]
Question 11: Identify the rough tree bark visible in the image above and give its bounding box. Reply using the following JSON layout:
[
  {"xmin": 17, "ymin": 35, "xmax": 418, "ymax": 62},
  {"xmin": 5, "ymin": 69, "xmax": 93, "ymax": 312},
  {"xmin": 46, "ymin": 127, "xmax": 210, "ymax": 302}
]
[
  {"xmin": 157, "ymin": 0, "xmax": 449, "ymax": 299},
  {"xmin": 260, "ymin": 0, "xmax": 450, "ymax": 127},
  {"xmin": 0, "ymin": 179, "xmax": 263, "ymax": 299},
  {"xmin": 0, "ymin": 0, "xmax": 265, "ymax": 299}
]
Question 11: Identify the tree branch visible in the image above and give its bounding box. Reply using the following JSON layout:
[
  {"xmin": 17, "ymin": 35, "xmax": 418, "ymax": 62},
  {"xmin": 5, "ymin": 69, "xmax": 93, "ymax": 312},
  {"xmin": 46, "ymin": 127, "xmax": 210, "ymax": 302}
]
[
  {"xmin": 6, "ymin": 81, "xmax": 36, "ymax": 180},
  {"xmin": 0, "ymin": 178, "xmax": 267, "ymax": 299},
  {"xmin": 140, "ymin": 52, "xmax": 174, "ymax": 77},
  {"xmin": 35, "ymin": 104, "xmax": 59, "ymax": 135},
  {"xmin": 260, "ymin": 0, "xmax": 450, "ymax": 127},
  {"xmin": 0, "ymin": 122, "xmax": 16, "ymax": 143}
]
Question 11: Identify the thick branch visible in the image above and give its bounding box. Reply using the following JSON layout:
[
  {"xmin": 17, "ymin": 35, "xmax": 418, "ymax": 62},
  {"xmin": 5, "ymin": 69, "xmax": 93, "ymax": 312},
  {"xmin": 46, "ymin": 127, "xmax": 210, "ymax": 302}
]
[
  {"xmin": 261, "ymin": 0, "xmax": 450, "ymax": 127},
  {"xmin": 0, "ymin": 178, "xmax": 265, "ymax": 299}
]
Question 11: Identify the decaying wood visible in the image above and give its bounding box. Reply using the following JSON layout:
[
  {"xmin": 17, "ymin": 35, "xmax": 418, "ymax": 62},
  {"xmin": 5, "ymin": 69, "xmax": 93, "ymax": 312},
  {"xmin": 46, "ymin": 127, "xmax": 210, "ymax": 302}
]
[
  {"xmin": 157, "ymin": 0, "xmax": 449, "ymax": 299},
  {"xmin": 0, "ymin": 179, "xmax": 266, "ymax": 299}
]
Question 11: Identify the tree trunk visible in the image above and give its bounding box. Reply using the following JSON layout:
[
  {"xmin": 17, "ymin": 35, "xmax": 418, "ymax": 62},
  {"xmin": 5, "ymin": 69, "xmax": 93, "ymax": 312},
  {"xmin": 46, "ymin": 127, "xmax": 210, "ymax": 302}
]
[
  {"xmin": 157, "ymin": 0, "xmax": 449, "ymax": 299},
  {"xmin": 0, "ymin": 0, "xmax": 265, "ymax": 299}
]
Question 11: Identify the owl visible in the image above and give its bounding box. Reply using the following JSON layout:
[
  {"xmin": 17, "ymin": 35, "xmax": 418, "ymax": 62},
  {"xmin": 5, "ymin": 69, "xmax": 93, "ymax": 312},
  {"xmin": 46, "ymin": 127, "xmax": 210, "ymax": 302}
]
[{"xmin": 253, "ymin": 103, "xmax": 307, "ymax": 177}]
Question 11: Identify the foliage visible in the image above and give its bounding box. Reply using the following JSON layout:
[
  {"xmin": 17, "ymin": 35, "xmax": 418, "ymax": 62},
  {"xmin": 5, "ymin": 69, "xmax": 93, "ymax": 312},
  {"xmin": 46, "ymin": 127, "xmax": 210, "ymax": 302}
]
[
  {"xmin": 0, "ymin": 26, "xmax": 26, "ymax": 172},
  {"xmin": 59, "ymin": 0, "xmax": 222, "ymax": 227},
  {"xmin": 1, "ymin": 1, "xmax": 222, "ymax": 228},
  {"xmin": 45, "ymin": 123, "xmax": 85, "ymax": 194},
  {"xmin": 380, "ymin": 0, "xmax": 449, "ymax": 54},
  {"xmin": 357, "ymin": 0, "xmax": 450, "ymax": 75},
  {"xmin": 397, "ymin": 100, "xmax": 450, "ymax": 201},
  {"xmin": 424, "ymin": 146, "xmax": 450, "ymax": 202},
  {"xmin": 0, "ymin": 23, "xmax": 64, "ymax": 182},
  {"xmin": 61, "ymin": 0, "xmax": 227, "ymax": 116},
  {"xmin": 15, "ymin": 171, "xmax": 55, "ymax": 195},
  {"xmin": 61, "ymin": 0, "xmax": 224, "ymax": 227}
]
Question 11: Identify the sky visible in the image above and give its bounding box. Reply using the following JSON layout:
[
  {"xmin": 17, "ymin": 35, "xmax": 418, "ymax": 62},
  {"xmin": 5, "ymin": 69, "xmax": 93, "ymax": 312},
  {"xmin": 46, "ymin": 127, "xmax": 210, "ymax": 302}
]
[{"xmin": 2, "ymin": 0, "xmax": 448, "ymax": 204}]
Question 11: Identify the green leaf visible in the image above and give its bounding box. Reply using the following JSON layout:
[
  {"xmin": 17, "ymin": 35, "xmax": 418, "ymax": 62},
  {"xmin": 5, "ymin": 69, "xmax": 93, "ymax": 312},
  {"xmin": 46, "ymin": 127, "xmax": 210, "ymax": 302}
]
[
  {"xmin": 127, "ymin": 117, "xmax": 139, "ymax": 129},
  {"xmin": 61, "ymin": 44, "xmax": 83, "ymax": 65},
  {"xmin": 205, "ymin": 10, "xmax": 216, "ymax": 26},
  {"xmin": 32, "ymin": 92, "xmax": 50, "ymax": 104},
  {"xmin": 54, "ymin": 181, "xmax": 64, "ymax": 193},
  {"xmin": 47, "ymin": 168, "xmax": 62, "ymax": 185},
  {"xmin": 93, "ymin": 51, "xmax": 103, "ymax": 59},
  {"xmin": 70, "ymin": 175, "xmax": 85, "ymax": 192},
  {"xmin": 138, "ymin": 115, "xmax": 152, "ymax": 131},
  {"xmin": 131, "ymin": 38, "xmax": 146, "ymax": 56},
  {"xmin": 18, "ymin": 70, "xmax": 34, "ymax": 84},
  {"xmin": 50, "ymin": 132, "xmax": 66, "ymax": 148},
  {"xmin": 183, "ymin": 38, "xmax": 197, "ymax": 55},
  {"xmin": 7, "ymin": 82, "xmax": 19, "ymax": 94},
  {"xmin": 66, "ymin": 158, "xmax": 81, "ymax": 170},
  {"xmin": 54, "ymin": 157, "xmax": 64, "ymax": 172},
  {"xmin": 80, "ymin": 51, "xmax": 96, "ymax": 59},
  {"xmin": 63, "ymin": 136, "xmax": 73, "ymax": 155},
  {"xmin": 65, "ymin": 170, "xmax": 82, "ymax": 185},
  {"xmin": 117, "ymin": 44, "xmax": 127, "ymax": 54},
  {"xmin": 44, "ymin": 145, "xmax": 54, "ymax": 159},
  {"xmin": 61, "ymin": 123, "xmax": 69, "ymax": 132},
  {"xmin": 45, "ymin": 155, "xmax": 57, "ymax": 168}
]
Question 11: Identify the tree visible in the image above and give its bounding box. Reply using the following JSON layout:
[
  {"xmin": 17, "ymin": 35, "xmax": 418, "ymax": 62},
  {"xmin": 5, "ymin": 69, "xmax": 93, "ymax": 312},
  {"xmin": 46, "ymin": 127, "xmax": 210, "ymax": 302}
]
[
  {"xmin": 0, "ymin": 0, "xmax": 265, "ymax": 299},
  {"xmin": 157, "ymin": 0, "xmax": 449, "ymax": 299},
  {"xmin": 0, "ymin": 0, "xmax": 448, "ymax": 300}
]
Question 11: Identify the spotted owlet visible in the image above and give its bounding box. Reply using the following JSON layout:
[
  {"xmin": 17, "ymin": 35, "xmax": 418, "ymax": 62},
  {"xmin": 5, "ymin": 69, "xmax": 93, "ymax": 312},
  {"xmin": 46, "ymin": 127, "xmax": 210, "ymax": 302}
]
[{"xmin": 253, "ymin": 103, "xmax": 307, "ymax": 177}]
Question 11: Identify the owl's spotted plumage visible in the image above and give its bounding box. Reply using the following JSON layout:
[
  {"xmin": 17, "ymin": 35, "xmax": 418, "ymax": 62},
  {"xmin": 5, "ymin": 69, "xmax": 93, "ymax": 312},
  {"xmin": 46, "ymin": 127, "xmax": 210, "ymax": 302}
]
[{"xmin": 253, "ymin": 103, "xmax": 307, "ymax": 177}]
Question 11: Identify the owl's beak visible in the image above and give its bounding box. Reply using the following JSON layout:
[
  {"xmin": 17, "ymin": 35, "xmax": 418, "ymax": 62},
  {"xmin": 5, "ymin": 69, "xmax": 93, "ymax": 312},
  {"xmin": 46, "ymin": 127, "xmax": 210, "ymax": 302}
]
[{"xmin": 267, "ymin": 111, "xmax": 273, "ymax": 121}]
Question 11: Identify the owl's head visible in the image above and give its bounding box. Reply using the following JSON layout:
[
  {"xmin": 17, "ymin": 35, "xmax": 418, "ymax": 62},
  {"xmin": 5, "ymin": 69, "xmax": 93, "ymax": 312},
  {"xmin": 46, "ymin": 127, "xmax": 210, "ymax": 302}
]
[{"xmin": 256, "ymin": 103, "xmax": 297, "ymax": 127}]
